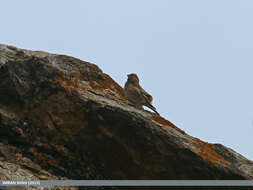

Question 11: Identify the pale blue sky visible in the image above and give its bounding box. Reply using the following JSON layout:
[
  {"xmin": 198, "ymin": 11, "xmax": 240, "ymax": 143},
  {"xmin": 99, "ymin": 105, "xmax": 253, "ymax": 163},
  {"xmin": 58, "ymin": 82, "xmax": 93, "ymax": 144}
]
[{"xmin": 1, "ymin": 0, "xmax": 253, "ymax": 160}]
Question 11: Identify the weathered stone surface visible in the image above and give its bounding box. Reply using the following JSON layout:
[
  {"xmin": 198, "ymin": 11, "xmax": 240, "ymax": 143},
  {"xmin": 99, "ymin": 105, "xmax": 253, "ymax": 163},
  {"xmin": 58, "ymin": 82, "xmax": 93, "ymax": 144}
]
[{"xmin": 0, "ymin": 44, "xmax": 252, "ymax": 186}]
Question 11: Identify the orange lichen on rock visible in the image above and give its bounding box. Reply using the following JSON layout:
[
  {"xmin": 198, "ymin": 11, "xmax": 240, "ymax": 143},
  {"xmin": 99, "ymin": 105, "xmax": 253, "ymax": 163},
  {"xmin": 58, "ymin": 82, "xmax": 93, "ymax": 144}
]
[
  {"xmin": 149, "ymin": 115, "xmax": 186, "ymax": 135},
  {"xmin": 90, "ymin": 73, "xmax": 127, "ymax": 100},
  {"xmin": 91, "ymin": 64, "xmax": 103, "ymax": 74},
  {"xmin": 60, "ymin": 77, "xmax": 80, "ymax": 89},
  {"xmin": 56, "ymin": 75, "xmax": 83, "ymax": 98},
  {"xmin": 195, "ymin": 138, "xmax": 227, "ymax": 166},
  {"xmin": 55, "ymin": 64, "xmax": 127, "ymax": 102},
  {"xmin": 70, "ymin": 71, "xmax": 81, "ymax": 79},
  {"xmin": 56, "ymin": 69, "xmax": 81, "ymax": 89}
]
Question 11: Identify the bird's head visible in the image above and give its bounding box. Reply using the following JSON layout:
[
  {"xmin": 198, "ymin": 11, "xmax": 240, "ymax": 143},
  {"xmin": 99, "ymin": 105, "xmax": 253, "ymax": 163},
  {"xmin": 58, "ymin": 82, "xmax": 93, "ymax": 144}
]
[{"xmin": 127, "ymin": 73, "xmax": 139, "ymax": 84}]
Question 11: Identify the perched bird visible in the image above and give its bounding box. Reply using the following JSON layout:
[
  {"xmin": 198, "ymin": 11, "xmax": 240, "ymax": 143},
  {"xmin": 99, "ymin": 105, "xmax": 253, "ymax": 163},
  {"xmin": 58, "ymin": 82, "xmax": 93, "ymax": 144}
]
[{"xmin": 124, "ymin": 73, "xmax": 160, "ymax": 115}]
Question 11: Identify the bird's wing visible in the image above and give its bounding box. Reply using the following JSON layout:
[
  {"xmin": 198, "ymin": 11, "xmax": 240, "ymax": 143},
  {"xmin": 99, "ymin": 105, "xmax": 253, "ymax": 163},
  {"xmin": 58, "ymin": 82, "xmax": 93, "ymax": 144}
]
[
  {"xmin": 139, "ymin": 85, "xmax": 159, "ymax": 115},
  {"xmin": 139, "ymin": 86, "xmax": 153, "ymax": 103}
]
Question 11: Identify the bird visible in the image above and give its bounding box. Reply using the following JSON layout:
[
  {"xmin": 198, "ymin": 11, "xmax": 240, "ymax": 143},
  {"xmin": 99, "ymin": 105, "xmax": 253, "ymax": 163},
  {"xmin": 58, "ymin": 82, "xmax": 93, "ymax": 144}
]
[{"xmin": 124, "ymin": 73, "xmax": 160, "ymax": 115}]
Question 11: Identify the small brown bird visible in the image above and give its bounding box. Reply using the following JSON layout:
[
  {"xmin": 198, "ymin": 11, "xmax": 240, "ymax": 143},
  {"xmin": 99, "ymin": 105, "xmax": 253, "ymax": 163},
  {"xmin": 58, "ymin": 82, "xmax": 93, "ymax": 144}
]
[{"xmin": 124, "ymin": 73, "xmax": 160, "ymax": 115}]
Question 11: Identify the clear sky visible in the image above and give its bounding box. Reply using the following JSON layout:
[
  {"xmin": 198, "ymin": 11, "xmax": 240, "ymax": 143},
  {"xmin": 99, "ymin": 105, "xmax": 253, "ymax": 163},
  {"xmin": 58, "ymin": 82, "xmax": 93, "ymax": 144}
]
[{"xmin": 1, "ymin": 0, "xmax": 253, "ymax": 160}]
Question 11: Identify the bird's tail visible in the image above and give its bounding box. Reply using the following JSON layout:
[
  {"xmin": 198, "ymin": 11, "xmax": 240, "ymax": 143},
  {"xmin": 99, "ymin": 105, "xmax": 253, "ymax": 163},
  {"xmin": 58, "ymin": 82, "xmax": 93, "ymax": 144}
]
[{"xmin": 146, "ymin": 103, "xmax": 160, "ymax": 115}]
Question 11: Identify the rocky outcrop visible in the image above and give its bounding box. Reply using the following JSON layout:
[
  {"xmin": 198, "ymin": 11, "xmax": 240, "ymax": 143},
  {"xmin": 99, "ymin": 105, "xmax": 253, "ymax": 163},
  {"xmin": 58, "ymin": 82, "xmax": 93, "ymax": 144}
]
[{"xmin": 0, "ymin": 44, "xmax": 252, "ymax": 184}]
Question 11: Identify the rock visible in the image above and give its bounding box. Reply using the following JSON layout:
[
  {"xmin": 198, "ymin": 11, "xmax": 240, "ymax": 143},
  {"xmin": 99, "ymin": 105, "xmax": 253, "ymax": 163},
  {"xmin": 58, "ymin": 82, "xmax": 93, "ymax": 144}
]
[
  {"xmin": 0, "ymin": 143, "xmax": 14, "ymax": 161},
  {"xmin": 0, "ymin": 43, "xmax": 252, "ymax": 186}
]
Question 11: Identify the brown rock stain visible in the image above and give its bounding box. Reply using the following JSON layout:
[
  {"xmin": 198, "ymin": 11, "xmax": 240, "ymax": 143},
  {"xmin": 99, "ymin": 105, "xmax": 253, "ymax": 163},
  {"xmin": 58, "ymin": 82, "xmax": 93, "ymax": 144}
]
[
  {"xmin": 59, "ymin": 76, "xmax": 80, "ymax": 89},
  {"xmin": 90, "ymin": 64, "xmax": 103, "ymax": 73},
  {"xmin": 57, "ymin": 70, "xmax": 127, "ymax": 101},
  {"xmin": 195, "ymin": 138, "xmax": 227, "ymax": 166},
  {"xmin": 150, "ymin": 115, "xmax": 227, "ymax": 167},
  {"xmin": 90, "ymin": 73, "xmax": 126, "ymax": 100},
  {"xmin": 149, "ymin": 115, "xmax": 186, "ymax": 135}
]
